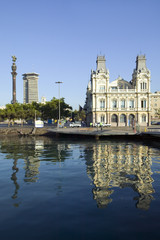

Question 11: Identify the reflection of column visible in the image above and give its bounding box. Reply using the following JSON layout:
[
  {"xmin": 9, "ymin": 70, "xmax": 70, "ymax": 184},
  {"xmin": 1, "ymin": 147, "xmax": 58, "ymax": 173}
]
[{"xmin": 11, "ymin": 159, "xmax": 19, "ymax": 199}]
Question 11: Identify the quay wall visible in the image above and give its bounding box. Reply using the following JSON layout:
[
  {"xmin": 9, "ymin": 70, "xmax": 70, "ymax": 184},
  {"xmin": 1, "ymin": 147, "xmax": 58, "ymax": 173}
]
[{"xmin": 0, "ymin": 127, "xmax": 49, "ymax": 136}]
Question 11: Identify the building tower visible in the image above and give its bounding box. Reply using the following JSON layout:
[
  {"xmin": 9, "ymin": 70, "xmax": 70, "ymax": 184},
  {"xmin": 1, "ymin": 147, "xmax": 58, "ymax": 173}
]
[
  {"xmin": 132, "ymin": 55, "xmax": 151, "ymax": 92},
  {"xmin": 11, "ymin": 56, "xmax": 17, "ymax": 104},
  {"xmin": 23, "ymin": 73, "xmax": 39, "ymax": 103}
]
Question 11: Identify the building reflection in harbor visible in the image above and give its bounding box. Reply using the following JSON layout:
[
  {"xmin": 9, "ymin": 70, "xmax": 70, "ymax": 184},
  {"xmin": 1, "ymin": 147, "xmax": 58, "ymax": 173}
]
[
  {"xmin": 0, "ymin": 137, "xmax": 156, "ymax": 210},
  {"xmin": 85, "ymin": 141, "xmax": 155, "ymax": 210}
]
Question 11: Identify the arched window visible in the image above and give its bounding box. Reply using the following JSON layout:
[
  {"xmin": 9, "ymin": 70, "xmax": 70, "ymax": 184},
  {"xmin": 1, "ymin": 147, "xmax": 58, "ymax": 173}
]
[
  {"xmin": 141, "ymin": 99, "xmax": 146, "ymax": 108},
  {"xmin": 142, "ymin": 114, "xmax": 146, "ymax": 122},
  {"xmin": 111, "ymin": 114, "xmax": 118, "ymax": 123},
  {"xmin": 120, "ymin": 114, "xmax": 126, "ymax": 123},
  {"xmin": 129, "ymin": 114, "xmax": 135, "ymax": 126},
  {"xmin": 101, "ymin": 115, "xmax": 105, "ymax": 123}
]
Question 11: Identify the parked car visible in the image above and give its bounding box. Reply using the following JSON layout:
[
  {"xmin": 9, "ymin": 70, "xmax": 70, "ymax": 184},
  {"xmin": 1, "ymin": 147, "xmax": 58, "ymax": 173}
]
[
  {"xmin": 103, "ymin": 123, "xmax": 111, "ymax": 127},
  {"xmin": 69, "ymin": 121, "xmax": 81, "ymax": 128},
  {"xmin": 151, "ymin": 121, "xmax": 160, "ymax": 125},
  {"xmin": 93, "ymin": 122, "xmax": 111, "ymax": 127}
]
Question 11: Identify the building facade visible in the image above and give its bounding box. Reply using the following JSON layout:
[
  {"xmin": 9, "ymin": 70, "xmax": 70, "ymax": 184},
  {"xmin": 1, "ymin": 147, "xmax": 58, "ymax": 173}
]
[
  {"xmin": 41, "ymin": 96, "xmax": 46, "ymax": 104},
  {"xmin": 84, "ymin": 55, "xmax": 159, "ymax": 127},
  {"xmin": 23, "ymin": 73, "xmax": 39, "ymax": 104},
  {"xmin": 150, "ymin": 91, "xmax": 160, "ymax": 120}
]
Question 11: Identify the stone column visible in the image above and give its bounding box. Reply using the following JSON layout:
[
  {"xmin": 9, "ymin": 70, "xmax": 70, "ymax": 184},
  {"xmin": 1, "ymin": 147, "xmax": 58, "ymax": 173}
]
[
  {"xmin": 11, "ymin": 56, "xmax": 17, "ymax": 104},
  {"xmin": 126, "ymin": 114, "xmax": 128, "ymax": 126}
]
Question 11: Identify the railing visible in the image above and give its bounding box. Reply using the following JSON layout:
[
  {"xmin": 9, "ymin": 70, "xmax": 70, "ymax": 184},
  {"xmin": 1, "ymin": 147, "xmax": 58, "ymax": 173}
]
[
  {"xmin": 92, "ymin": 88, "xmax": 136, "ymax": 93},
  {"xmin": 91, "ymin": 107, "xmax": 148, "ymax": 111},
  {"xmin": 110, "ymin": 89, "xmax": 136, "ymax": 93},
  {"xmin": 99, "ymin": 89, "xmax": 105, "ymax": 93}
]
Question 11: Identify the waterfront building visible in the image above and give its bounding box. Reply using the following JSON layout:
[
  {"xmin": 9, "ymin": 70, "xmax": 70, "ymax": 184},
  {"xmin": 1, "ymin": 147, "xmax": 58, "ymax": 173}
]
[
  {"xmin": 150, "ymin": 91, "xmax": 160, "ymax": 120},
  {"xmin": 84, "ymin": 55, "xmax": 160, "ymax": 126},
  {"xmin": 23, "ymin": 73, "xmax": 39, "ymax": 103}
]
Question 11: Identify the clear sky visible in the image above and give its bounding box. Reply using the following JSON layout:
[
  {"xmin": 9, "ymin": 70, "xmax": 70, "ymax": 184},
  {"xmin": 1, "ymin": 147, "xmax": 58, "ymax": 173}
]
[{"xmin": 0, "ymin": 0, "xmax": 160, "ymax": 110}]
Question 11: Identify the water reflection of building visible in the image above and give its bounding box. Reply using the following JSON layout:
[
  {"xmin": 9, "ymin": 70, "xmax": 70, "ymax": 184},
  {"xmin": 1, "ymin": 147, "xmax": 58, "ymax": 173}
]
[
  {"xmin": 23, "ymin": 139, "xmax": 44, "ymax": 182},
  {"xmin": 85, "ymin": 142, "xmax": 154, "ymax": 210}
]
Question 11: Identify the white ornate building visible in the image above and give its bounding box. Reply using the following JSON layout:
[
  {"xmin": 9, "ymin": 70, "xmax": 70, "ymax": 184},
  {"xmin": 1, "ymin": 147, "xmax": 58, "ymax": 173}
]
[{"xmin": 84, "ymin": 55, "xmax": 154, "ymax": 127}]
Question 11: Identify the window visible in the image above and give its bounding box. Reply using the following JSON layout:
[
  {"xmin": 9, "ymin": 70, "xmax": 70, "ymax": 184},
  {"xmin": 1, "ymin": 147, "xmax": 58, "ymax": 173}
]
[
  {"xmin": 111, "ymin": 114, "xmax": 118, "ymax": 123},
  {"xmin": 121, "ymin": 99, "xmax": 125, "ymax": 109},
  {"xmin": 101, "ymin": 115, "xmax": 105, "ymax": 123},
  {"xmin": 99, "ymin": 85, "xmax": 105, "ymax": 92},
  {"xmin": 129, "ymin": 100, "xmax": 134, "ymax": 109},
  {"xmin": 111, "ymin": 87, "xmax": 117, "ymax": 90},
  {"xmin": 141, "ymin": 100, "xmax": 146, "ymax": 108},
  {"xmin": 140, "ymin": 82, "xmax": 147, "ymax": 90},
  {"xmin": 100, "ymin": 99, "xmax": 105, "ymax": 109},
  {"xmin": 112, "ymin": 100, "xmax": 117, "ymax": 109},
  {"xmin": 120, "ymin": 114, "xmax": 126, "ymax": 123},
  {"xmin": 129, "ymin": 114, "xmax": 135, "ymax": 124},
  {"xmin": 142, "ymin": 114, "xmax": 146, "ymax": 122}
]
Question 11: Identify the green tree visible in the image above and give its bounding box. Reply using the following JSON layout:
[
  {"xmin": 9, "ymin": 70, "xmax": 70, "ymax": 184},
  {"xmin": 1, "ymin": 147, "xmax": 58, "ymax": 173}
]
[
  {"xmin": 5, "ymin": 104, "xmax": 17, "ymax": 125},
  {"xmin": 40, "ymin": 97, "xmax": 72, "ymax": 121},
  {"xmin": 0, "ymin": 98, "xmax": 72, "ymax": 125},
  {"xmin": 0, "ymin": 109, "xmax": 6, "ymax": 121},
  {"xmin": 72, "ymin": 109, "xmax": 86, "ymax": 121}
]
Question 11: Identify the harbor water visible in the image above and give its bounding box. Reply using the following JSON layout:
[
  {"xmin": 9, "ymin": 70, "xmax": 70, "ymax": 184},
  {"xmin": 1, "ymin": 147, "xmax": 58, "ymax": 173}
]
[{"xmin": 0, "ymin": 136, "xmax": 160, "ymax": 240}]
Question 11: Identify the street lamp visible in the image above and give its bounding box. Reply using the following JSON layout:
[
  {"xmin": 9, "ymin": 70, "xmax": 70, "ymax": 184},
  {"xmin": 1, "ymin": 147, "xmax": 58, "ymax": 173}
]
[{"xmin": 55, "ymin": 81, "xmax": 63, "ymax": 128}]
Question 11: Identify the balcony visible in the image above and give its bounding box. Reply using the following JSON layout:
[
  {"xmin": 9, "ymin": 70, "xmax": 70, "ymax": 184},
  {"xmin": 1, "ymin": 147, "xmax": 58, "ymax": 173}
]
[{"xmin": 110, "ymin": 88, "xmax": 136, "ymax": 93}]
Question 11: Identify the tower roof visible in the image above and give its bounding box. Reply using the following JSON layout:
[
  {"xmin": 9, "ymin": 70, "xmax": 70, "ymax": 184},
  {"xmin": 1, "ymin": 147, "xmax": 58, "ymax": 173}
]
[
  {"xmin": 136, "ymin": 55, "xmax": 147, "ymax": 71},
  {"xmin": 22, "ymin": 72, "xmax": 39, "ymax": 77},
  {"xmin": 96, "ymin": 55, "xmax": 107, "ymax": 72}
]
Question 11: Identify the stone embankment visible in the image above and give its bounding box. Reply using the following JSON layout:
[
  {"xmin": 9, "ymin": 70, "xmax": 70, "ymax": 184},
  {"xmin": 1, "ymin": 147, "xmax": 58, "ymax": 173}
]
[
  {"xmin": 0, "ymin": 126, "xmax": 160, "ymax": 142},
  {"xmin": 0, "ymin": 127, "xmax": 49, "ymax": 136}
]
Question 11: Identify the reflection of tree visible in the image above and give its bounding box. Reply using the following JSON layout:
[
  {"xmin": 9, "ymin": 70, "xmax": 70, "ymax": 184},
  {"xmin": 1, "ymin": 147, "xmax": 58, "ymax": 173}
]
[
  {"xmin": 0, "ymin": 136, "xmax": 73, "ymax": 206},
  {"xmin": 85, "ymin": 141, "xmax": 155, "ymax": 210}
]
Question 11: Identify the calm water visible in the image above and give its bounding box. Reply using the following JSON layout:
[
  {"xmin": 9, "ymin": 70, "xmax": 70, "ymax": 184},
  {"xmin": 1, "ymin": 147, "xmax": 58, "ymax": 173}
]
[{"xmin": 0, "ymin": 136, "xmax": 160, "ymax": 240}]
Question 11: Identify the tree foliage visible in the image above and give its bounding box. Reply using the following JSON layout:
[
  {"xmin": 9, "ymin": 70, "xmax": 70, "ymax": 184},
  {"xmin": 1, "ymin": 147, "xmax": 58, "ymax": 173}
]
[
  {"xmin": 72, "ymin": 109, "xmax": 86, "ymax": 121},
  {"xmin": 0, "ymin": 98, "xmax": 72, "ymax": 124}
]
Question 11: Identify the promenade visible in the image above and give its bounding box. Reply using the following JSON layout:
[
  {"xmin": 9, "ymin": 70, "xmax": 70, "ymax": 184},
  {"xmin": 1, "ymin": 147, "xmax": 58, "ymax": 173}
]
[
  {"xmin": 48, "ymin": 125, "xmax": 160, "ymax": 140},
  {"xmin": 0, "ymin": 125, "xmax": 160, "ymax": 141}
]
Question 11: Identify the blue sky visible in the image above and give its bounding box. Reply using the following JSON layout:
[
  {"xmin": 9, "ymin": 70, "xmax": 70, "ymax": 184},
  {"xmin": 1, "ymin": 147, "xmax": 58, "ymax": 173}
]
[{"xmin": 0, "ymin": 0, "xmax": 160, "ymax": 109}]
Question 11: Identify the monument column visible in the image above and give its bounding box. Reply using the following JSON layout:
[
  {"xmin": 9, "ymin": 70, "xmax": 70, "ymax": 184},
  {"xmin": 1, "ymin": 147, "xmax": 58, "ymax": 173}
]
[{"xmin": 11, "ymin": 56, "xmax": 17, "ymax": 104}]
